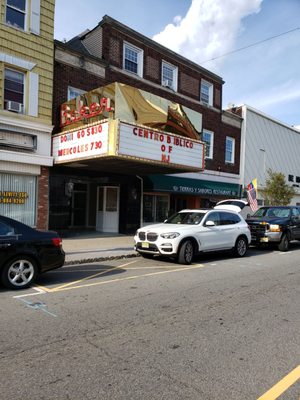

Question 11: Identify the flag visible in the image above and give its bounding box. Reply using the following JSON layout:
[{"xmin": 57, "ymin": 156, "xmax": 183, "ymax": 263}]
[{"xmin": 247, "ymin": 178, "xmax": 258, "ymax": 212}]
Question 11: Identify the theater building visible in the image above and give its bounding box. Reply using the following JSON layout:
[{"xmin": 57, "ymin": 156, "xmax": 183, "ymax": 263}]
[{"xmin": 50, "ymin": 16, "xmax": 242, "ymax": 233}]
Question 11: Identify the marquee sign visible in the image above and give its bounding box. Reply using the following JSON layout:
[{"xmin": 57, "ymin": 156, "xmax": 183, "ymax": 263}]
[
  {"xmin": 117, "ymin": 122, "xmax": 204, "ymax": 170},
  {"xmin": 52, "ymin": 119, "xmax": 204, "ymax": 171},
  {"xmin": 52, "ymin": 122, "xmax": 109, "ymax": 163}
]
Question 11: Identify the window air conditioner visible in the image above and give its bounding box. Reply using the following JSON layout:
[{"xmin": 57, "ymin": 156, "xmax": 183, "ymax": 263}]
[
  {"xmin": 162, "ymin": 79, "xmax": 173, "ymax": 89},
  {"xmin": 6, "ymin": 101, "xmax": 23, "ymax": 113}
]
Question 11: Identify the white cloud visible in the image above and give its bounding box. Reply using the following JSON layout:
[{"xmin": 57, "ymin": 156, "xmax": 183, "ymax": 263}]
[
  {"xmin": 153, "ymin": 0, "xmax": 263, "ymax": 70},
  {"xmin": 238, "ymin": 80, "xmax": 300, "ymax": 109}
]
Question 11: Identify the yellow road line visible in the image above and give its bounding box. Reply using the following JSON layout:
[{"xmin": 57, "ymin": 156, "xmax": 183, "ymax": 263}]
[
  {"xmin": 49, "ymin": 260, "xmax": 139, "ymax": 292},
  {"xmin": 50, "ymin": 264, "xmax": 205, "ymax": 293},
  {"xmin": 33, "ymin": 284, "xmax": 52, "ymax": 293},
  {"xmin": 257, "ymin": 365, "xmax": 300, "ymax": 399}
]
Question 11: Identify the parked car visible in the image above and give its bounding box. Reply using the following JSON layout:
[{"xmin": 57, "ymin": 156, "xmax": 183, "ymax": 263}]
[
  {"xmin": 215, "ymin": 199, "xmax": 252, "ymax": 219},
  {"xmin": 246, "ymin": 206, "xmax": 300, "ymax": 251},
  {"xmin": 134, "ymin": 208, "xmax": 251, "ymax": 264},
  {"xmin": 0, "ymin": 215, "xmax": 65, "ymax": 290}
]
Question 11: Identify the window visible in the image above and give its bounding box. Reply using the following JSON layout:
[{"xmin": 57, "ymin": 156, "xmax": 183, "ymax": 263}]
[
  {"xmin": 204, "ymin": 211, "xmax": 221, "ymax": 226},
  {"xmin": 68, "ymin": 86, "xmax": 86, "ymax": 101},
  {"xmin": 4, "ymin": 68, "xmax": 25, "ymax": 113},
  {"xmin": 225, "ymin": 136, "xmax": 235, "ymax": 164},
  {"xmin": 200, "ymin": 79, "xmax": 213, "ymax": 106},
  {"xmin": 0, "ymin": 173, "xmax": 36, "ymax": 226},
  {"xmin": 202, "ymin": 129, "xmax": 214, "ymax": 159},
  {"xmin": 162, "ymin": 61, "xmax": 178, "ymax": 91},
  {"xmin": 143, "ymin": 194, "xmax": 169, "ymax": 223},
  {"xmin": 219, "ymin": 212, "xmax": 241, "ymax": 225},
  {"xmin": 123, "ymin": 42, "xmax": 143, "ymax": 77},
  {"xmin": 5, "ymin": 0, "xmax": 26, "ymax": 30}
]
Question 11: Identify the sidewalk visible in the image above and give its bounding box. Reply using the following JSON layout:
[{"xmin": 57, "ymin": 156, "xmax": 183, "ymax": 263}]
[{"xmin": 61, "ymin": 232, "xmax": 138, "ymax": 265}]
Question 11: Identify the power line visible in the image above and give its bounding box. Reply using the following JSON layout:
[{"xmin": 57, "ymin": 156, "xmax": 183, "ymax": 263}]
[{"xmin": 200, "ymin": 27, "xmax": 300, "ymax": 64}]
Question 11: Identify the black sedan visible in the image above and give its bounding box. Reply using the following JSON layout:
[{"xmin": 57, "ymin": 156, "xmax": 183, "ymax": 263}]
[{"xmin": 0, "ymin": 215, "xmax": 65, "ymax": 290}]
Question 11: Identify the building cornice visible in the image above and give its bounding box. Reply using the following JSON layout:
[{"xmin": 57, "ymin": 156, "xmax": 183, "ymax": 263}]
[{"xmin": 0, "ymin": 114, "xmax": 53, "ymax": 134}]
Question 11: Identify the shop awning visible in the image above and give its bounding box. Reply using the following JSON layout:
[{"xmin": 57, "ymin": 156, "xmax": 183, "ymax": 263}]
[{"xmin": 144, "ymin": 175, "xmax": 241, "ymax": 197}]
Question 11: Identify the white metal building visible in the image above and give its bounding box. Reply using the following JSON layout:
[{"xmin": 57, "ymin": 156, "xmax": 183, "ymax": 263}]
[{"xmin": 236, "ymin": 105, "xmax": 300, "ymax": 205}]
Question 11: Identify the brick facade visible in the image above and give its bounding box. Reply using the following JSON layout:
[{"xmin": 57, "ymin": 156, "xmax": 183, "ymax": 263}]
[
  {"xmin": 36, "ymin": 166, "xmax": 49, "ymax": 230},
  {"xmin": 53, "ymin": 19, "xmax": 239, "ymax": 176}
]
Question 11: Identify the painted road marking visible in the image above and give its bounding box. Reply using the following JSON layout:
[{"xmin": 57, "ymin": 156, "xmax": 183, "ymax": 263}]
[
  {"xmin": 48, "ymin": 264, "xmax": 205, "ymax": 293},
  {"xmin": 13, "ymin": 286, "xmax": 48, "ymax": 299},
  {"xmin": 257, "ymin": 365, "xmax": 300, "ymax": 399},
  {"xmin": 50, "ymin": 259, "xmax": 139, "ymax": 292}
]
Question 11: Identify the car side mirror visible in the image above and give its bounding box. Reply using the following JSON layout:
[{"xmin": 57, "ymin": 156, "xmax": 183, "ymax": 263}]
[{"xmin": 205, "ymin": 220, "xmax": 215, "ymax": 227}]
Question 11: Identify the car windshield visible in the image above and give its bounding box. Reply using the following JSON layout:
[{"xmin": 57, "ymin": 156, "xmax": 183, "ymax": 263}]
[
  {"xmin": 165, "ymin": 212, "xmax": 205, "ymax": 225},
  {"xmin": 252, "ymin": 207, "xmax": 290, "ymax": 218}
]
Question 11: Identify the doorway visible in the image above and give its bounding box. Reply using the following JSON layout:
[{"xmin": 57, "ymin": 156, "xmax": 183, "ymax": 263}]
[
  {"xmin": 96, "ymin": 186, "xmax": 120, "ymax": 232},
  {"xmin": 71, "ymin": 183, "xmax": 88, "ymax": 227}
]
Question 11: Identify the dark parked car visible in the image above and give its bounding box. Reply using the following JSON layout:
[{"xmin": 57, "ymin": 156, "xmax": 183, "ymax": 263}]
[
  {"xmin": 0, "ymin": 215, "xmax": 65, "ymax": 290},
  {"xmin": 246, "ymin": 206, "xmax": 300, "ymax": 251}
]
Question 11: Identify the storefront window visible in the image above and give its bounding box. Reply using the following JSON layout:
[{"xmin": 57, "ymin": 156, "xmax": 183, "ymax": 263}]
[
  {"xmin": 143, "ymin": 194, "xmax": 169, "ymax": 224},
  {"xmin": 0, "ymin": 173, "xmax": 36, "ymax": 226}
]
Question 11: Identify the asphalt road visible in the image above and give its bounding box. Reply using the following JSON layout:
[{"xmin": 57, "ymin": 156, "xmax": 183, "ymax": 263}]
[{"xmin": 0, "ymin": 245, "xmax": 299, "ymax": 400}]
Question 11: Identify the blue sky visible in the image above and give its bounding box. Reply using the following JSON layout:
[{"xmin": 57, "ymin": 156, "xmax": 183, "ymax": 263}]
[{"xmin": 54, "ymin": 0, "xmax": 300, "ymax": 128}]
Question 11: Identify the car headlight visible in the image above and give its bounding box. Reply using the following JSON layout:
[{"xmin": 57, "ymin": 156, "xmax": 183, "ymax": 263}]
[
  {"xmin": 160, "ymin": 232, "xmax": 180, "ymax": 239},
  {"xmin": 269, "ymin": 224, "xmax": 281, "ymax": 232}
]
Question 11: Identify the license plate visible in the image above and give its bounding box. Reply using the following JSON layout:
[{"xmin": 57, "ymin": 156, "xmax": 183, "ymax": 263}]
[
  {"xmin": 260, "ymin": 237, "xmax": 269, "ymax": 243},
  {"xmin": 141, "ymin": 242, "xmax": 149, "ymax": 248}
]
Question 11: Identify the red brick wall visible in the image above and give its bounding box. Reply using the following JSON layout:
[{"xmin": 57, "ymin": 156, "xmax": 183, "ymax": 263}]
[
  {"xmin": 101, "ymin": 23, "xmax": 223, "ymax": 108},
  {"xmin": 36, "ymin": 166, "xmax": 49, "ymax": 230}
]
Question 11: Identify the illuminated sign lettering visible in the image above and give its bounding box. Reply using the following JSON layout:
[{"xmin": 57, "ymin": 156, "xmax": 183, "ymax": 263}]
[{"xmin": 60, "ymin": 98, "xmax": 113, "ymax": 127}]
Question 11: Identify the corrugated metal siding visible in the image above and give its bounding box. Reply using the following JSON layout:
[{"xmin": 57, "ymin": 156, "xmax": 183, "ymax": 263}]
[{"xmin": 244, "ymin": 108, "xmax": 300, "ymax": 189}]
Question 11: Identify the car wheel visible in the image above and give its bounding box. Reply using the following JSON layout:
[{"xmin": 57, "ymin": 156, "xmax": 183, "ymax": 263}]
[
  {"xmin": 278, "ymin": 233, "xmax": 289, "ymax": 252},
  {"xmin": 178, "ymin": 240, "xmax": 194, "ymax": 265},
  {"xmin": 140, "ymin": 253, "xmax": 153, "ymax": 259},
  {"xmin": 1, "ymin": 257, "xmax": 38, "ymax": 290},
  {"xmin": 234, "ymin": 236, "xmax": 248, "ymax": 257}
]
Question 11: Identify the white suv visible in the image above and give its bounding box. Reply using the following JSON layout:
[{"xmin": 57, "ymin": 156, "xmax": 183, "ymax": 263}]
[{"xmin": 134, "ymin": 209, "xmax": 251, "ymax": 264}]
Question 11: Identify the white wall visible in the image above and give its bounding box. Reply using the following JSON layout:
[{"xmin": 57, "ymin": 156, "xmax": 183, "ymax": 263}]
[{"xmin": 240, "ymin": 105, "xmax": 300, "ymax": 205}]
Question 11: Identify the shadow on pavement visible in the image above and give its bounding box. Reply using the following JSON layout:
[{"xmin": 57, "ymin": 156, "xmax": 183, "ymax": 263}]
[{"xmin": 36, "ymin": 263, "xmax": 126, "ymax": 287}]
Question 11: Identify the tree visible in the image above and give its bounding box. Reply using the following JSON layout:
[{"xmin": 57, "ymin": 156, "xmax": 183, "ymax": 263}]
[{"xmin": 263, "ymin": 169, "xmax": 296, "ymax": 205}]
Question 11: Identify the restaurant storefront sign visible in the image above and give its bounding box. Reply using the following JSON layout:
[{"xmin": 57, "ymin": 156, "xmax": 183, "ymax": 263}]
[{"xmin": 144, "ymin": 175, "xmax": 241, "ymax": 197}]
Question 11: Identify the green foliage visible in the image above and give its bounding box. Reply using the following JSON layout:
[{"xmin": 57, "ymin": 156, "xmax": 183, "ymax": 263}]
[{"xmin": 263, "ymin": 169, "xmax": 296, "ymax": 205}]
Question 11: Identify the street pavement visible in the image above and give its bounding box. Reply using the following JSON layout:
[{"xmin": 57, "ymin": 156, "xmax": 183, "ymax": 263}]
[{"xmin": 61, "ymin": 231, "xmax": 137, "ymax": 265}]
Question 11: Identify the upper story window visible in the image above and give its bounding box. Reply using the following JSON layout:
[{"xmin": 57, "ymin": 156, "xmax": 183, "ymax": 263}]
[
  {"xmin": 162, "ymin": 61, "xmax": 178, "ymax": 91},
  {"xmin": 5, "ymin": 0, "xmax": 26, "ymax": 30},
  {"xmin": 202, "ymin": 129, "xmax": 214, "ymax": 159},
  {"xmin": 200, "ymin": 79, "xmax": 213, "ymax": 106},
  {"xmin": 68, "ymin": 86, "xmax": 86, "ymax": 101},
  {"xmin": 4, "ymin": 68, "xmax": 25, "ymax": 114},
  {"xmin": 225, "ymin": 136, "xmax": 235, "ymax": 164},
  {"xmin": 123, "ymin": 42, "xmax": 144, "ymax": 77},
  {"xmin": 5, "ymin": 0, "xmax": 40, "ymax": 35}
]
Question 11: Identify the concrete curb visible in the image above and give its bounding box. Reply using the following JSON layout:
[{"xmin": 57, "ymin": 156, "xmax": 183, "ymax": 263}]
[{"xmin": 64, "ymin": 253, "xmax": 139, "ymax": 266}]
